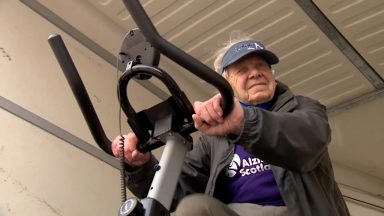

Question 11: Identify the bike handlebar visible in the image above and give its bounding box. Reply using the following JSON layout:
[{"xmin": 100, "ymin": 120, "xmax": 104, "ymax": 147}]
[
  {"xmin": 122, "ymin": 0, "xmax": 234, "ymax": 117},
  {"xmin": 48, "ymin": 34, "xmax": 113, "ymax": 155},
  {"xmin": 47, "ymin": 0, "xmax": 234, "ymax": 157}
]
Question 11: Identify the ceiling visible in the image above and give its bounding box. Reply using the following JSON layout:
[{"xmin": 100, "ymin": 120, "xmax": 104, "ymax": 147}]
[{"xmin": 21, "ymin": 0, "xmax": 384, "ymax": 198}]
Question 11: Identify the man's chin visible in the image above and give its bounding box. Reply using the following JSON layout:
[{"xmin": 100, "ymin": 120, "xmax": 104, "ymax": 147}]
[{"xmin": 248, "ymin": 94, "xmax": 270, "ymax": 105}]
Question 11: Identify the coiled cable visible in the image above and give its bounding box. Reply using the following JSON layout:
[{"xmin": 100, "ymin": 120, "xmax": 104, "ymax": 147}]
[
  {"xmin": 117, "ymin": 54, "xmax": 127, "ymax": 203},
  {"xmin": 119, "ymin": 135, "xmax": 127, "ymax": 203}
]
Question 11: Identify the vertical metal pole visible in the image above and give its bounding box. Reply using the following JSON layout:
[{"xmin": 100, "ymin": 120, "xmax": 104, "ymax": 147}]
[{"xmin": 147, "ymin": 133, "xmax": 189, "ymax": 209}]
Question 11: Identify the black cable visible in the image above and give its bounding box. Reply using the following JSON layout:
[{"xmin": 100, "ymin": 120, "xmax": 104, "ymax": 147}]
[{"xmin": 116, "ymin": 55, "xmax": 127, "ymax": 203}]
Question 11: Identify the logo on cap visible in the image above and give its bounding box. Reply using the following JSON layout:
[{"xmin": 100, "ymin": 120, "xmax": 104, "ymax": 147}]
[
  {"xmin": 235, "ymin": 42, "xmax": 264, "ymax": 52},
  {"xmin": 220, "ymin": 40, "xmax": 278, "ymax": 74}
]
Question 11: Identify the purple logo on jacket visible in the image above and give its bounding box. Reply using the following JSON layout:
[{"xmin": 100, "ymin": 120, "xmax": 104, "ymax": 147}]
[{"xmin": 224, "ymin": 145, "xmax": 285, "ymax": 206}]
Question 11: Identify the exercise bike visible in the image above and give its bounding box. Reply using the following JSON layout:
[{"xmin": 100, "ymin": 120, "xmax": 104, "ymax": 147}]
[{"xmin": 48, "ymin": 0, "xmax": 234, "ymax": 215}]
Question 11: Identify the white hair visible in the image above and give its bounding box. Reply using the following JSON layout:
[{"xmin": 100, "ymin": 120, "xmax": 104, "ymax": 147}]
[
  {"xmin": 213, "ymin": 31, "xmax": 276, "ymax": 79},
  {"xmin": 213, "ymin": 31, "xmax": 253, "ymax": 75}
]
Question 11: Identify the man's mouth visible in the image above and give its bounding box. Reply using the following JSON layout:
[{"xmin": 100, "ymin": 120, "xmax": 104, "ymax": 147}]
[{"xmin": 248, "ymin": 82, "xmax": 266, "ymax": 89}]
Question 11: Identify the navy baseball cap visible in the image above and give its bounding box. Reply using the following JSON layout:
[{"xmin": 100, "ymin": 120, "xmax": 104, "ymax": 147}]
[{"xmin": 220, "ymin": 40, "xmax": 279, "ymax": 74}]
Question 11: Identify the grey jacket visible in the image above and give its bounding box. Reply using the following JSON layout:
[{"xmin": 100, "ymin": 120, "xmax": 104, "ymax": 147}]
[{"xmin": 126, "ymin": 82, "xmax": 350, "ymax": 216}]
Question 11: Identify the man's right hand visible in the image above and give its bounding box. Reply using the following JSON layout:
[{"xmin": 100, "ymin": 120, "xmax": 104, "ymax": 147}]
[{"xmin": 111, "ymin": 133, "xmax": 150, "ymax": 169}]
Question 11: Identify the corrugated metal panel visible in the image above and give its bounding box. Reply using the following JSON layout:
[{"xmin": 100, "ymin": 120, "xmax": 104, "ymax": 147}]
[
  {"xmin": 89, "ymin": 0, "xmax": 375, "ymax": 107},
  {"xmin": 314, "ymin": 0, "xmax": 384, "ymax": 79}
]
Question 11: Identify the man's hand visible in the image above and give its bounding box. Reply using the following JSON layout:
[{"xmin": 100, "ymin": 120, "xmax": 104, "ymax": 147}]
[
  {"xmin": 192, "ymin": 94, "xmax": 244, "ymax": 136},
  {"xmin": 111, "ymin": 133, "xmax": 150, "ymax": 168}
]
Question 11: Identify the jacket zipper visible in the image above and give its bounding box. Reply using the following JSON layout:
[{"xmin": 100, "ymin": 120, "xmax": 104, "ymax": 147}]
[{"xmin": 208, "ymin": 142, "xmax": 234, "ymax": 196}]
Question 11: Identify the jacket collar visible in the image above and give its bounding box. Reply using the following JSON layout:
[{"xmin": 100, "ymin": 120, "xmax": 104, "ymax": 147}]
[{"xmin": 271, "ymin": 81, "xmax": 298, "ymax": 112}]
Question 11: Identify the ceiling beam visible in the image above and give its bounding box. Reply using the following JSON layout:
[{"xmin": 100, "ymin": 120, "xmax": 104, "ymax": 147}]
[
  {"xmin": 0, "ymin": 96, "xmax": 119, "ymax": 169},
  {"xmin": 295, "ymin": 0, "xmax": 384, "ymax": 90}
]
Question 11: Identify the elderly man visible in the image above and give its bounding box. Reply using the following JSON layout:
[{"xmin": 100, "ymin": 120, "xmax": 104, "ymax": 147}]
[{"xmin": 112, "ymin": 38, "xmax": 350, "ymax": 216}]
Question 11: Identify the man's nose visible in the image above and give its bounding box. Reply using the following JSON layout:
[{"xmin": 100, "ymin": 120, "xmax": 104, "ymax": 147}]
[{"xmin": 248, "ymin": 68, "xmax": 262, "ymax": 78}]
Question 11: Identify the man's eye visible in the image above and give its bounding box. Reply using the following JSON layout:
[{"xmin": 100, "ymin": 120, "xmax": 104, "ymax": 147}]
[
  {"xmin": 256, "ymin": 62, "xmax": 268, "ymax": 70},
  {"xmin": 238, "ymin": 67, "xmax": 248, "ymax": 73}
]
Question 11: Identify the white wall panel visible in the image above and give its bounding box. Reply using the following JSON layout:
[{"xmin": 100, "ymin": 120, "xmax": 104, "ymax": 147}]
[{"xmin": 0, "ymin": 1, "xmax": 160, "ymax": 214}]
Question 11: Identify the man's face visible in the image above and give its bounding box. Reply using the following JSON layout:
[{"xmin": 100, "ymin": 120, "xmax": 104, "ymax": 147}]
[{"xmin": 226, "ymin": 54, "xmax": 277, "ymax": 105}]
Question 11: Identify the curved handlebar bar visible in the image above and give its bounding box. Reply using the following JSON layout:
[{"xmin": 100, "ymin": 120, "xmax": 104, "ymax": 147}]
[
  {"xmin": 47, "ymin": 0, "xmax": 234, "ymax": 157},
  {"xmin": 122, "ymin": 0, "xmax": 234, "ymax": 117},
  {"xmin": 118, "ymin": 65, "xmax": 196, "ymax": 152},
  {"xmin": 48, "ymin": 34, "xmax": 113, "ymax": 155}
]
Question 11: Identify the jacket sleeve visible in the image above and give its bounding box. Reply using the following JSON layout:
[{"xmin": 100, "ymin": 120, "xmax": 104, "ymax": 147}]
[
  {"xmin": 125, "ymin": 154, "xmax": 158, "ymax": 199},
  {"xmin": 234, "ymin": 96, "xmax": 331, "ymax": 172}
]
